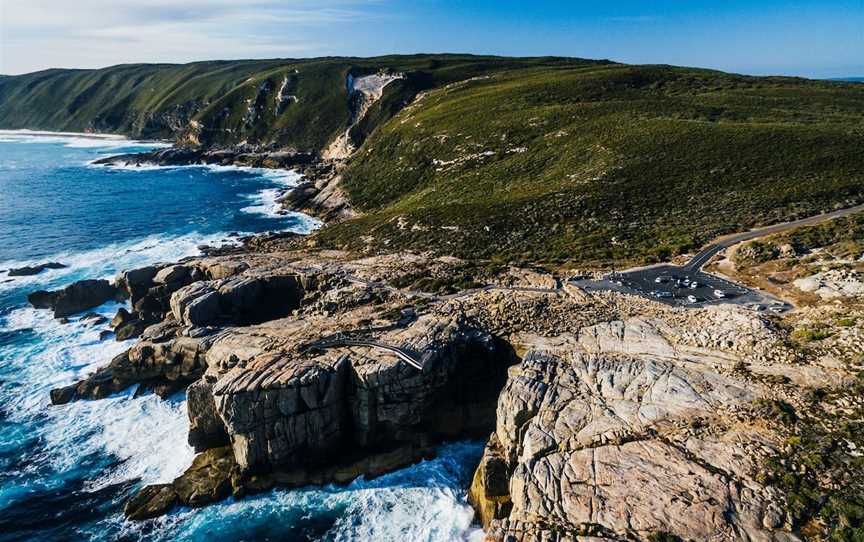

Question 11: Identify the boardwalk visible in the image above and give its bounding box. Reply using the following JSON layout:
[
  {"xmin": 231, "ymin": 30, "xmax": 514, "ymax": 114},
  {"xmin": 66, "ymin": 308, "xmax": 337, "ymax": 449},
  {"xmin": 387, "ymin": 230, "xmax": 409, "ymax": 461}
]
[{"xmin": 305, "ymin": 334, "xmax": 424, "ymax": 371}]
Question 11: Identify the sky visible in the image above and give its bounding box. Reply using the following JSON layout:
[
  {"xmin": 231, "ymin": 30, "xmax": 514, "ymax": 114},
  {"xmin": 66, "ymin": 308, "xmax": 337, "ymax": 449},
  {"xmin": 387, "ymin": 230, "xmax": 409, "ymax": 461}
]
[{"xmin": 0, "ymin": 0, "xmax": 862, "ymax": 78}]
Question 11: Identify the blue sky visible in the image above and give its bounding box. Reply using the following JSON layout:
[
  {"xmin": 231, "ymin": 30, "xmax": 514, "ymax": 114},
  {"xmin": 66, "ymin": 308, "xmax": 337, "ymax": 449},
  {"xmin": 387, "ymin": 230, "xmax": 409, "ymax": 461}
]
[{"xmin": 1, "ymin": 0, "xmax": 861, "ymax": 77}]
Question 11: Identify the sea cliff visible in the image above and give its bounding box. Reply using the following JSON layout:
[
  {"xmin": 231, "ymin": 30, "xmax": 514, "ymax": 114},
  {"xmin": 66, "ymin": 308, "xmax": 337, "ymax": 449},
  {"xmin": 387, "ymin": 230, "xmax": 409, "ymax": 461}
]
[{"xmin": 26, "ymin": 231, "xmax": 864, "ymax": 540}]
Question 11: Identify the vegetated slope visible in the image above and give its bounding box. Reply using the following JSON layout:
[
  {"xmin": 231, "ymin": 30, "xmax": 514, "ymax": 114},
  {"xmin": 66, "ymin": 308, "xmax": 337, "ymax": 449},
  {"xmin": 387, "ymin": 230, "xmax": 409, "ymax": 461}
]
[
  {"xmin": 0, "ymin": 55, "xmax": 603, "ymax": 151},
  {"xmin": 318, "ymin": 63, "xmax": 864, "ymax": 267}
]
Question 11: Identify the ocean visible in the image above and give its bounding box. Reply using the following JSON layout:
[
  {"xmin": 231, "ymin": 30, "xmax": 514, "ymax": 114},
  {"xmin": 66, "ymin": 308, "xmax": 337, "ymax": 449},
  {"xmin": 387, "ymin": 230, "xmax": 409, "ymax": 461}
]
[{"xmin": 0, "ymin": 132, "xmax": 484, "ymax": 541}]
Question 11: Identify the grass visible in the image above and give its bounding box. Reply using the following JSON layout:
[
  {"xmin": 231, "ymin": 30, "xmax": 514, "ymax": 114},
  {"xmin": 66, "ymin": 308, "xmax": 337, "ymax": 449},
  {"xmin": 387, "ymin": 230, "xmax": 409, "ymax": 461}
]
[
  {"xmin": 759, "ymin": 374, "xmax": 864, "ymax": 540},
  {"xmin": 792, "ymin": 325, "xmax": 834, "ymax": 342},
  {"xmin": 4, "ymin": 56, "xmax": 864, "ymax": 268},
  {"xmin": 317, "ymin": 63, "xmax": 864, "ymax": 267},
  {"xmin": 0, "ymin": 55, "xmax": 603, "ymax": 151}
]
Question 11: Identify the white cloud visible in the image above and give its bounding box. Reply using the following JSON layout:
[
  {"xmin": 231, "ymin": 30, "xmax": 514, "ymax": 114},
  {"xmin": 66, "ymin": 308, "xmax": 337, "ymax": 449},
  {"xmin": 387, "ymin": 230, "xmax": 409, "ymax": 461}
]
[{"xmin": 0, "ymin": 0, "xmax": 388, "ymax": 74}]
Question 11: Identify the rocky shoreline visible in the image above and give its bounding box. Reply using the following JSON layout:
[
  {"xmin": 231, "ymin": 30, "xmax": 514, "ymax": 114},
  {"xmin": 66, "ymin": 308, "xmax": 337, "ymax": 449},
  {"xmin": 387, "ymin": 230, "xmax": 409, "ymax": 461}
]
[
  {"xmin": 92, "ymin": 146, "xmax": 355, "ymax": 223},
  {"xmin": 26, "ymin": 231, "xmax": 864, "ymax": 540}
]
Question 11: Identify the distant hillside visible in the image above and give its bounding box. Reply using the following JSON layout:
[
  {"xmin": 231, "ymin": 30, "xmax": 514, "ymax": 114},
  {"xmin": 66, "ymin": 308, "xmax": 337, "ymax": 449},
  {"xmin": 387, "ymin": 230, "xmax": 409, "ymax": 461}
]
[
  {"xmin": 830, "ymin": 77, "xmax": 864, "ymax": 83},
  {"xmin": 3, "ymin": 56, "xmax": 864, "ymax": 267},
  {"xmin": 0, "ymin": 55, "xmax": 602, "ymax": 151},
  {"xmin": 318, "ymin": 64, "xmax": 864, "ymax": 266}
]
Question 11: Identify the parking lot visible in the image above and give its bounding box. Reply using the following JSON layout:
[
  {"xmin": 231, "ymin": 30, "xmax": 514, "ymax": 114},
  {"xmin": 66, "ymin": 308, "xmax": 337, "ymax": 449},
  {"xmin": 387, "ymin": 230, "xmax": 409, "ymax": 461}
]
[{"xmin": 572, "ymin": 264, "xmax": 792, "ymax": 313}]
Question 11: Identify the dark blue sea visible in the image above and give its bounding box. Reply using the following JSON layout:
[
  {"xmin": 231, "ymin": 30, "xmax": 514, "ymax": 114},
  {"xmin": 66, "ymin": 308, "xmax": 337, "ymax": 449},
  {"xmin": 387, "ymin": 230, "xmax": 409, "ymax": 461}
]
[{"xmin": 0, "ymin": 131, "xmax": 483, "ymax": 541}]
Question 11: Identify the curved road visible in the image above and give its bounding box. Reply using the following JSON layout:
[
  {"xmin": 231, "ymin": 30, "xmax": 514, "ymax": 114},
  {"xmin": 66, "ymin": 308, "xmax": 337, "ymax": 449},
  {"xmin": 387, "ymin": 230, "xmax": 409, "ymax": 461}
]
[
  {"xmin": 684, "ymin": 203, "xmax": 864, "ymax": 271},
  {"xmin": 301, "ymin": 204, "xmax": 864, "ymax": 356}
]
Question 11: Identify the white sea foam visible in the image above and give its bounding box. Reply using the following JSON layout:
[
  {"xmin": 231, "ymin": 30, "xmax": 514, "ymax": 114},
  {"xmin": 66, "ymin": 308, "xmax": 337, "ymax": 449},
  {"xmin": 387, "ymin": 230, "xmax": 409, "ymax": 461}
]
[
  {"xmin": 239, "ymin": 182, "xmax": 323, "ymax": 233},
  {"xmin": 0, "ymin": 231, "xmax": 237, "ymax": 294},
  {"xmin": 0, "ymin": 129, "xmax": 169, "ymax": 150},
  {"xmin": 92, "ymin": 160, "xmax": 323, "ymax": 229},
  {"xmin": 105, "ymin": 441, "xmax": 485, "ymax": 542},
  {"xmin": 0, "ymin": 302, "xmax": 194, "ymax": 493},
  {"xmin": 87, "ymin": 160, "xmax": 179, "ymax": 172}
]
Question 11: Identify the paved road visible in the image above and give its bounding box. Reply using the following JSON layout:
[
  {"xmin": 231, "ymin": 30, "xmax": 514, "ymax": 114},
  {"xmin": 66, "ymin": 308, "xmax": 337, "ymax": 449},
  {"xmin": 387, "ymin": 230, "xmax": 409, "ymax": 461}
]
[
  {"xmin": 588, "ymin": 204, "xmax": 864, "ymax": 311},
  {"xmin": 299, "ymin": 203, "xmax": 864, "ymax": 348},
  {"xmin": 684, "ymin": 202, "xmax": 864, "ymax": 272}
]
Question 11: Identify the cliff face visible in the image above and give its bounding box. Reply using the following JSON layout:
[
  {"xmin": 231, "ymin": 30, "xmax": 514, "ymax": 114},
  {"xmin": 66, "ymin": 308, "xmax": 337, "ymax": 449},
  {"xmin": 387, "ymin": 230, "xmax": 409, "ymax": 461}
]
[
  {"xmin": 472, "ymin": 318, "xmax": 796, "ymax": 540},
  {"xmin": 27, "ymin": 241, "xmax": 864, "ymax": 539}
]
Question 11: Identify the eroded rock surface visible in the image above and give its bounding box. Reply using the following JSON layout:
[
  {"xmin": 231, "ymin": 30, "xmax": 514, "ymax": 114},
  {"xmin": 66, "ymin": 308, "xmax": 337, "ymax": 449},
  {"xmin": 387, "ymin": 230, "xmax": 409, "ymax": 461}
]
[
  {"xmin": 33, "ymin": 248, "xmax": 859, "ymax": 539},
  {"xmin": 28, "ymin": 279, "xmax": 124, "ymax": 318},
  {"xmin": 476, "ymin": 310, "xmax": 807, "ymax": 542}
]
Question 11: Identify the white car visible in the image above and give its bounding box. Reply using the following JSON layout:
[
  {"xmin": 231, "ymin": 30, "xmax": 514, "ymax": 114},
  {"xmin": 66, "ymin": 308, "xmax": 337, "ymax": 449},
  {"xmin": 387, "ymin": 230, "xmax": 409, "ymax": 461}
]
[
  {"xmin": 689, "ymin": 281, "xmax": 699, "ymax": 289},
  {"xmin": 687, "ymin": 295, "xmax": 698, "ymax": 303},
  {"xmin": 713, "ymin": 289, "xmax": 725, "ymax": 298}
]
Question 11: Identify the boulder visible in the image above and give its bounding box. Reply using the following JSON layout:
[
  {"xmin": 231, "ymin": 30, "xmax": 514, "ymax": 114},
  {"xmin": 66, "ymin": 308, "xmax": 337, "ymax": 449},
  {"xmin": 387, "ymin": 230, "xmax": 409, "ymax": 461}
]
[
  {"xmin": 124, "ymin": 484, "xmax": 178, "ymax": 521},
  {"xmin": 116, "ymin": 265, "xmax": 160, "ymax": 305},
  {"xmin": 172, "ymin": 446, "xmax": 237, "ymax": 507},
  {"xmin": 170, "ymin": 283, "xmax": 223, "ymax": 326},
  {"xmin": 26, "ymin": 290, "xmax": 59, "ymax": 309},
  {"xmin": 115, "ymin": 320, "xmax": 147, "ymax": 341},
  {"xmin": 7, "ymin": 262, "xmax": 67, "ymax": 276},
  {"xmin": 468, "ymin": 434, "xmax": 512, "ymax": 529},
  {"xmin": 169, "ymin": 274, "xmax": 306, "ymax": 327},
  {"xmin": 154, "ymin": 264, "xmax": 192, "ymax": 285},
  {"xmin": 28, "ymin": 279, "xmax": 124, "ymax": 318},
  {"xmin": 139, "ymin": 320, "xmax": 181, "ymax": 343},
  {"xmin": 110, "ymin": 307, "xmax": 134, "ymax": 329},
  {"xmin": 203, "ymin": 261, "xmax": 249, "ymax": 280}
]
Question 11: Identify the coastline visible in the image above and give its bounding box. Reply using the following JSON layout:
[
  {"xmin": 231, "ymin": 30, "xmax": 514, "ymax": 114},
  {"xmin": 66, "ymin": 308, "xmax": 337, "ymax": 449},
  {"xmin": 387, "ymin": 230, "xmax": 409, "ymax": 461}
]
[
  {"xmin": 0, "ymin": 135, "xmax": 487, "ymax": 540},
  {"xmin": 0, "ymin": 134, "xmax": 491, "ymax": 538},
  {"xmin": 0, "ymin": 128, "xmax": 139, "ymax": 140},
  {"xmin": 5, "ymin": 131, "xmax": 864, "ymax": 541},
  {"xmin": 92, "ymin": 144, "xmax": 356, "ymax": 223}
]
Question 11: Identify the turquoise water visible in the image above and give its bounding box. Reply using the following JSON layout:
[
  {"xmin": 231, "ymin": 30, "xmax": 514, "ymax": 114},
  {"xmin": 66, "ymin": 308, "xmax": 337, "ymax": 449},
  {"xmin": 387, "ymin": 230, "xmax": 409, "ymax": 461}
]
[{"xmin": 0, "ymin": 132, "xmax": 483, "ymax": 541}]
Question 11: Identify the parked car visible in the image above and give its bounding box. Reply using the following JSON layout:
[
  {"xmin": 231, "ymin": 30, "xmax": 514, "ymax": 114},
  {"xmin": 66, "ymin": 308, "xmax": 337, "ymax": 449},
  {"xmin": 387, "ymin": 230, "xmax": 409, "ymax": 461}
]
[
  {"xmin": 689, "ymin": 281, "xmax": 699, "ymax": 289},
  {"xmin": 687, "ymin": 295, "xmax": 698, "ymax": 303},
  {"xmin": 713, "ymin": 289, "xmax": 725, "ymax": 298}
]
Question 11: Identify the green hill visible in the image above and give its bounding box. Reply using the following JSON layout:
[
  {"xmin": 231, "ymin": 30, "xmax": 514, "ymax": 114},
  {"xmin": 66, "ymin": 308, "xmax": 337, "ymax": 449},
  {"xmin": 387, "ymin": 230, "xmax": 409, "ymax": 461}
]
[
  {"xmin": 3, "ymin": 56, "xmax": 863, "ymax": 268},
  {"xmin": 318, "ymin": 63, "xmax": 864, "ymax": 266},
  {"xmin": 0, "ymin": 55, "xmax": 600, "ymax": 150}
]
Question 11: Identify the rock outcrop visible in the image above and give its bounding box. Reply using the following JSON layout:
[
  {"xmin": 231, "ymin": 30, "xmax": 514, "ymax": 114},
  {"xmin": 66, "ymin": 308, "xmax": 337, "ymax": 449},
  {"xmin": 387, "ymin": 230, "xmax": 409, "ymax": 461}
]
[
  {"xmin": 35, "ymin": 247, "xmax": 859, "ymax": 539},
  {"xmin": 474, "ymin": 312, "xmax": 804, "ymax": 542},
  {"xmin": 6, "ymin": 262, "xmax": 66, "ymax": 276},
  {"xmin": 50, "ymin": 331, "xmax": 207, "ymax": 404},
  {"xmin": 92, "ymin": 146, "xmax": 316, "ymax": 170},
  {"xmin": 28, "ymin": 279, "xmax": 124, "ymax": 318}
]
